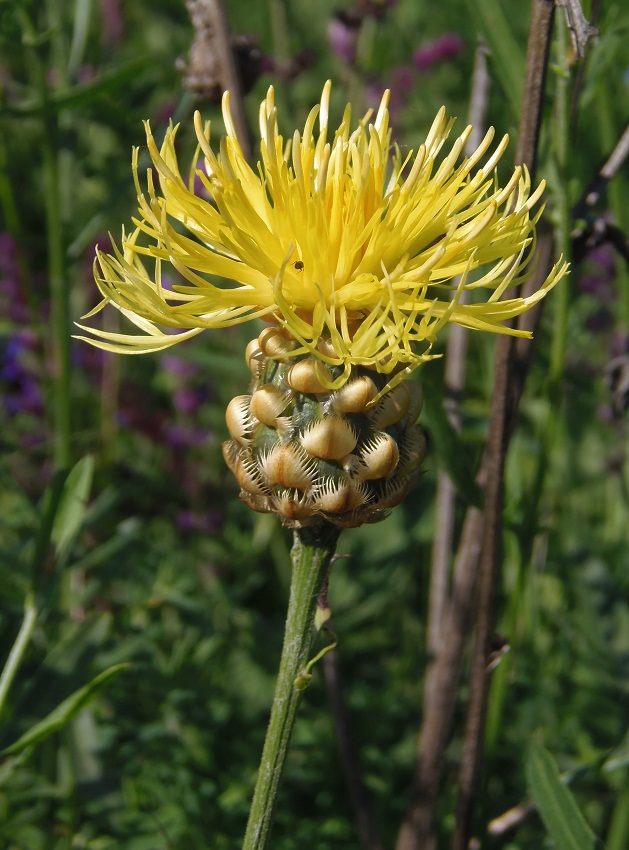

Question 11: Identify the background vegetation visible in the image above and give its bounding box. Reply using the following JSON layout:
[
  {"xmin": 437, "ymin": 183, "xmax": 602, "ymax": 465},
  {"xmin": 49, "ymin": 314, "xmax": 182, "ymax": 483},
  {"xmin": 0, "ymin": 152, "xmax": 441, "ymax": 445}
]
[{"xmin": 1, "ymin": 0, "xmax": 628, "ymax": 848}]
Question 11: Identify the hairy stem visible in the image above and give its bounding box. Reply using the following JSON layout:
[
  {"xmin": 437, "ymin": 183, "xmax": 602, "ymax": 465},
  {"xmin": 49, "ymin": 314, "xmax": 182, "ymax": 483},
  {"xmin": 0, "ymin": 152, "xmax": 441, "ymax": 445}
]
[{"xmin": 241, "ymin": 522, "xmax": 340, "ymax": 850}]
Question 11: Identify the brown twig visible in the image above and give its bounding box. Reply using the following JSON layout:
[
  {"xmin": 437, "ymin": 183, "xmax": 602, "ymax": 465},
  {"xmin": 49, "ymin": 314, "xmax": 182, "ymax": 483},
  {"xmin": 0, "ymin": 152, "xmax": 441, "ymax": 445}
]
[
  {"xmin": 394, "ymin": 43, "xmax": 491, "ymax": 850},
  {"xmin": 180, "ymin": 0, "xmax": 252, "ymax": 162},
  {"xmin": 427, "ymin": 45, "xmax": 490, "ymax": 660},
  {"xmin": 451, "ymin": 3, "xmax": 556, "ymax": 849}
]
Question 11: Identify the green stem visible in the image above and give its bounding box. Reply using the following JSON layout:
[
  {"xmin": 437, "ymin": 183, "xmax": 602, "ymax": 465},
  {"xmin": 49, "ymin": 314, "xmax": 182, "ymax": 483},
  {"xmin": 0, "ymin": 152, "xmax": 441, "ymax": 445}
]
[
  {"xmin": 17, "ymin": 6, "xmax": 72, "ymax": 469},
  {"xmin": 242, "ymin": 522, "xmax": 340, "ymax": 850},
  {"xmin": 0, "ymin": 593, "xmax": 38, "ymax": 718},
  {"xmin": 549, "ymin": 12, "xmax": 571, "ymax": 387},
  {"xmin": 43, "ymin": 120, "xmax": 72, "ymax": 470}
]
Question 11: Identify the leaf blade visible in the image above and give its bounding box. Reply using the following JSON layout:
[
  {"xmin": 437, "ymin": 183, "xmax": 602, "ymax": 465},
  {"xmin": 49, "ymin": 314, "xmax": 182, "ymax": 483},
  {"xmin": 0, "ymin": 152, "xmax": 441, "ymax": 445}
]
[
  {"xmin": 2, "ymin": 663, "xmax": 130, "ymax": 756},
  {"xmin": 526, "ymin": 740, "xmax": 603, "ymax": 850}
]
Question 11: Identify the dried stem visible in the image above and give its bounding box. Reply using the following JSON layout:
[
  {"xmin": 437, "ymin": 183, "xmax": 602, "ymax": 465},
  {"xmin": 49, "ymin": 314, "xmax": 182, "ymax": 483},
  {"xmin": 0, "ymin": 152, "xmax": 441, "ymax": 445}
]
[
  {"xmin": 427, "ymin": 44, "xmax": 490, "ymax": 659},
  {"xmin": 396, "ymin": 4, "xmax": 557, "ymax": 848},
  {"xmin": 451, "ymin": 3, "xmax": 556, "ymax": 848},
  {"xmin": 395, "ymin": 43, "xmax": 490, "ymax": 850},
  {"xmin": 182, "ymin": 0, "xmax": 252, "ymax": 161}
]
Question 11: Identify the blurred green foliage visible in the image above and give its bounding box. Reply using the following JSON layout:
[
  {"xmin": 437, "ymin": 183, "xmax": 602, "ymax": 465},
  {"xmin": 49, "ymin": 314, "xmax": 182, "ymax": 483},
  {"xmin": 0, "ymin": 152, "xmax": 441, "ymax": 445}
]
[{"xmin": 1, "ymin": 0, "xmax": 629, "ymax": 848}]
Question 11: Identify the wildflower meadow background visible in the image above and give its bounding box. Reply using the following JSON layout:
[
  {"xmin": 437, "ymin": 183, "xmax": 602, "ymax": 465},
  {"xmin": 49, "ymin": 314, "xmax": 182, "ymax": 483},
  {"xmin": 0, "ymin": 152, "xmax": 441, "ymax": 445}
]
[{"xmin": 1, "ymin": 1, "xmax": 629, "ymax": 849}]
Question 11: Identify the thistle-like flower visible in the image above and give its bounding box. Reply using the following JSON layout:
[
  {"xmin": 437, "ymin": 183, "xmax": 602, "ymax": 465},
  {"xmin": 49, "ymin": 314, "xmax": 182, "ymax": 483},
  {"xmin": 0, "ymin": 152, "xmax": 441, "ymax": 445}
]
[{"xmin": 77, "ymin": 81, "xmax": 567, "ymax": 526}]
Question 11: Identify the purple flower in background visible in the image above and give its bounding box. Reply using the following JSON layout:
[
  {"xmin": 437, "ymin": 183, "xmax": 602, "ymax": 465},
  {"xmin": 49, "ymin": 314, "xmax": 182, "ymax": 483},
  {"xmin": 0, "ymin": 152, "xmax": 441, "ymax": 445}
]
[
  {"xmin": 413, "ymin": 32, "xmax": 464, "ymax": 72},
  {"xmin": 1, "ymin": 330, "xmax": 44, "ymax": 417},
  {"xmin": 99, "ymin": 0, "xmax": 124, "ymax": 47},
  {"xmin": 173, "ymin": 387, "xmax": 206, "ymax": 415},
  {"xmin": 0, "ymin": 232, "xmax": 28, "ymax": 324},
  {"xmin": 176, "ymin": 509, "xmax": 223, "ymax": 535},
  {"xmin": 163, "ymin": 423, "xmax": 209, "ymax": 450},
  {"xmin": 364, "ymin": 66, "xmax": 414, "ymax": 124},
  {"xmin": 161, "ymin": 355, "xmax": 198, "ymax": 380},
  {"xmin": 328, "ymin": 12, "xmax": 361, "ymax": 64},
  {"xmin": 161, "ymin": 355, "xmax": 208, "ymax": 414},
  {"xmin": 577, "ymin": 242, "xmax": 616, "ymax": 304}
]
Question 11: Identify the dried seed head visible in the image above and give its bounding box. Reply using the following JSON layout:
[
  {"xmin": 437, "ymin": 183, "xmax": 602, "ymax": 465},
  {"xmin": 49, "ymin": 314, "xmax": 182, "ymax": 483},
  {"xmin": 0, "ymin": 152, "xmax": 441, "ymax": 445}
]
[
  {"xmin": 260, "ymin": 444, "xmax": 317, "ymax": 491},
  {"xmin": 330, "ymin": 375, "xmax": 378, "ymax": 413},
  {"xmin": 300, "ymin": 416, "xmax": 358, "ymax": 459},
  {"xmin": 285, "ymin": 358, "xmax": 333, "ymax": 394},
  {"xmin": 225, "ymin": 395, "xmax": 255, "ymax": 444},
  {"xmin": 258, "ymin": 326, "xmax": 296, "ymax": 360},
  {"xmin": 250, "ymin": 383, "xmax": 291, "ymax": 427},
  {"xmin": 369, "ymin": 383, "xmax": 412, "ymax": 429},
  {"xmin": 357, "ymin": 431, "xmax": 400, "ymax": 480}
]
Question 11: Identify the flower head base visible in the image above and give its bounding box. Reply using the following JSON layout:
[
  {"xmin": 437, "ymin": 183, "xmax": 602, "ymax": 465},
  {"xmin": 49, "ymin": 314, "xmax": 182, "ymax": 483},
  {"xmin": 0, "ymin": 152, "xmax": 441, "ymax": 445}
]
[{"xmin": 77, "ymin": 81, "xmax": 567, "ymax": 395}]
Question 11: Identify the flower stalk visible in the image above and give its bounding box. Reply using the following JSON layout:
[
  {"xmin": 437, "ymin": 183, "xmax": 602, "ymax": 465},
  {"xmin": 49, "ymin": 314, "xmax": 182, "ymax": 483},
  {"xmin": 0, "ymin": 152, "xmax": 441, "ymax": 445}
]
[{"xmin": 242, "ymin": 522, "xmax": 340, "ymax": 850}]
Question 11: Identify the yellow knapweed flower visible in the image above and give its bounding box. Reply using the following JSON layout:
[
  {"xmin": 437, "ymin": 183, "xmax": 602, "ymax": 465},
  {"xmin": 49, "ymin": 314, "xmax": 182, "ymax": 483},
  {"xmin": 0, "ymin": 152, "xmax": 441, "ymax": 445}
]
[{"xmin": 77, "ymin": 80, "xmax": 566, "ymax": 388}]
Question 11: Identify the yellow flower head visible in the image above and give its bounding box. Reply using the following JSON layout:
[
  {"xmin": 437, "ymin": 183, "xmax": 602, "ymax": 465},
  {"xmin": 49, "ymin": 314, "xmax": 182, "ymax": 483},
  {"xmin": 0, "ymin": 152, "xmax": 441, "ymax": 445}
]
[{"xmin": 77, "ymin": 81, "xmax": 567, "ymax": 388}]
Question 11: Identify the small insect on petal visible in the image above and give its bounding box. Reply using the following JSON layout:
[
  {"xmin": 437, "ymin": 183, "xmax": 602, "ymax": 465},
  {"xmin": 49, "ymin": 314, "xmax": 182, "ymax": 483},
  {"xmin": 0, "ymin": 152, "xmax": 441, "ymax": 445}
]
[{"xmin": 300, "ymin": 416, "xmax": 358, "ymax": 459}]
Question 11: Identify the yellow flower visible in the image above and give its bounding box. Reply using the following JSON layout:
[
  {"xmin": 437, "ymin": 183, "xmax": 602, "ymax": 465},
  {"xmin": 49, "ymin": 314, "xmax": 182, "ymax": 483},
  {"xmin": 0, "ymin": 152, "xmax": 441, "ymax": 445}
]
[{"xmin": 77, "ymin": 81, "xmax": 567, "ymax": 387}]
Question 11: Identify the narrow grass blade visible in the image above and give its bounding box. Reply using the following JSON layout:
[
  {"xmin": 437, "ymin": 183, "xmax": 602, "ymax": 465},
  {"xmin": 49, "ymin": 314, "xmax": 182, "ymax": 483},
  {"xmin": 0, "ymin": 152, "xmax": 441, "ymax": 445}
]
[
  {"xmin": 526, "ymin": 739, "xmax": 604, "ymax": 850},
  {"xmin": 2, "ymin": 663, "xmax": 130, "ymax": 756},
  {"xmin": 51, "ymin": 454, "xmax": 94, "ymax": 563}
]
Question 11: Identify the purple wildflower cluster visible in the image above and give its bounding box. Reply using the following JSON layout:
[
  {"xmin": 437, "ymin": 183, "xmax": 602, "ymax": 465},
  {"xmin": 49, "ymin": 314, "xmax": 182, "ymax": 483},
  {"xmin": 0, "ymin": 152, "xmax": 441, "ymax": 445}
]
[
  {"xmin": 0, "ymin": 233, "xmax": 44, "ymax": 423},
  {"xmin": 577, "ymin": 243, "xmax": 618, "ymax": 337},
  {"xmin": 327, "ymin": 2, "xmax": 463, "ymax": 121}
]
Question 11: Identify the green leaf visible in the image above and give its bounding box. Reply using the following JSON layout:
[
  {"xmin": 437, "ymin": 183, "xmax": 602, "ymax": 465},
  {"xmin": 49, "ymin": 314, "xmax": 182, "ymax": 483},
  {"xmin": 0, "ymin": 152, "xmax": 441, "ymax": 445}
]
[
  {"xmin": 464, "ymin": 0, "xmax": 525, "ymax": 116},
  {"xmin": 30, "ymin": 470, "xmax": 68, "ymax": 577},
  {"xmin": 8, "ymin": 58, "xmax": 153, "ymax": 114},
  {"xmin": 604, "ymin": 729, "xmax": 629, "ymax": 773},
  {"xmin": 51, "ymin": 455, "xmax": 94, "ymax": 563},
  {"xmin": 526, "ymin": 740, "xmax": 604, "ymax": 850},
  {"xmin": 2, "ymin": 663, "xmax": 130, "ymax": 756}
]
